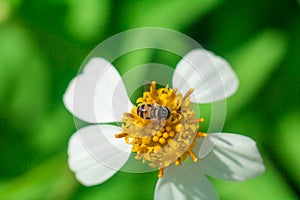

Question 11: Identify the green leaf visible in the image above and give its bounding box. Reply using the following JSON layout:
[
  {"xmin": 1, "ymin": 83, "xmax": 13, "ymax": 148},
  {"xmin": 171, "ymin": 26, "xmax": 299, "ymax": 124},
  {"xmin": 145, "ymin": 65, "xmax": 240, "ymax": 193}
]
[
  {"xmin": 64, "ymin": 0, "xmax": 111, "ymax": 41},
  {"xmin": 226, "ymin": 30, "xmax": 288, "ymax": 117},
  {"xmin": 276, "ymin": 111, "xmax": 300, "ymax": 187},
  {"xmin": 31, "ymin": 106, "xmax": 75, "ymax": 153},
  {"xmin": 0, "ymin": 0, "xmax": 20, "ymax": 24},
  {"xmin": 75, "ymin": 172, "xmax": 156, "ymax": 200},
  {"xmin": 213, "ymin": 158, "xmax": 298, "ymax": 200},
  {"xmin": 197, "ymin": 30, "xmax": 287, "ymax": 132},
  {"xmin": 0, "ymin": 155, "xmax": 77, "ymax": 200},
  {"xmin": 0, "ymin": 23, "xmax": 49, "ymax": 130},
  {"xmin": 123, "ymin": 0, "xmax": 223, "ymax": 30}
]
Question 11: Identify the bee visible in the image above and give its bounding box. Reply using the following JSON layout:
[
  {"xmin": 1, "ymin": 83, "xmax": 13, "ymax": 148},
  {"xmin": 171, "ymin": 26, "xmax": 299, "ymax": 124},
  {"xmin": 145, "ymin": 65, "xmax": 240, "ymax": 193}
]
[{"xmin": 137, "ymin": 104, "xmax": 170, "ymax": 120}]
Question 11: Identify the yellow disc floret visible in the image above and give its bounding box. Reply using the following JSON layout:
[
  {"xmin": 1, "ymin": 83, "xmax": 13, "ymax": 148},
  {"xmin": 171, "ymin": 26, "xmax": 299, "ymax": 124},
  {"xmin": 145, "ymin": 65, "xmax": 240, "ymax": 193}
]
[{"xmin": 115, "ymin": 81, "xmax": 206, "ymax": 178}]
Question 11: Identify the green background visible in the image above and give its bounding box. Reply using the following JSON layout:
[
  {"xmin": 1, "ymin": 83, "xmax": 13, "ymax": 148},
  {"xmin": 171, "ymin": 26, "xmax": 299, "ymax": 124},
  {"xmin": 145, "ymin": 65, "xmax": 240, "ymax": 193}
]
[{"xmin": 0, "ymin": 0, "xmax": 299, "ymax": 199}]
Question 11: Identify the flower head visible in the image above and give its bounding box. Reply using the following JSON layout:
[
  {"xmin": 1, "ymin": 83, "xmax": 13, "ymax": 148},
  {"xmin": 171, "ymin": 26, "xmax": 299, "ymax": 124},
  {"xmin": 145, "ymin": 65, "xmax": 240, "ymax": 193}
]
[
  {"xmin": 63, "ymin": 49, "xmax": 265, "ymax": 199},
  {"xmin": 117, "ymin": 81, "xmax": 204, "ymax": 176}
]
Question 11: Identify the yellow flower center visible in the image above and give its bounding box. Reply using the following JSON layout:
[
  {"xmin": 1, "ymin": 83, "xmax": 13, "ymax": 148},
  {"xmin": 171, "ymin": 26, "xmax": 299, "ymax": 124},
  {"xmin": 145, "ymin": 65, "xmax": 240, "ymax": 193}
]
[{"xmin": 115, "ymin": 81, "xmax": 206, "ymax": 178}]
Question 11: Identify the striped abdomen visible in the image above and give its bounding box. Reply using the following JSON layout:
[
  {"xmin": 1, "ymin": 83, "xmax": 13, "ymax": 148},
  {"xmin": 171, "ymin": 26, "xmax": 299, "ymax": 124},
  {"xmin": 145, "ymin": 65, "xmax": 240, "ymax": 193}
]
[{"xmin": 137, "ymin": 104, "xmax": 170, "ymax": 120}]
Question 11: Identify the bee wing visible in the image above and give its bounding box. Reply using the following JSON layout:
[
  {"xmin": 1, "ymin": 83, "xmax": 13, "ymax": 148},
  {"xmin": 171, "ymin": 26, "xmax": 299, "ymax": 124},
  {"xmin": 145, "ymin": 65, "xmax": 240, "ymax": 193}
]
[
  {"xmin": 63, "ymin": 58, "xmax": 133, "ymax": 123},
  {"xmin": 172, "ymin": 49, "xmax": 239, "ymax": 104}
]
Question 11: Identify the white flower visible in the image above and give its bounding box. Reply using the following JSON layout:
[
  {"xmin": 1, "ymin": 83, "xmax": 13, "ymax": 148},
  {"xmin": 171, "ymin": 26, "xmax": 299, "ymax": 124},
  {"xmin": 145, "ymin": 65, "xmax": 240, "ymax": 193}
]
[{"xmin": 63, "ymin": 49, "xmax": 265, "ymax": 200}]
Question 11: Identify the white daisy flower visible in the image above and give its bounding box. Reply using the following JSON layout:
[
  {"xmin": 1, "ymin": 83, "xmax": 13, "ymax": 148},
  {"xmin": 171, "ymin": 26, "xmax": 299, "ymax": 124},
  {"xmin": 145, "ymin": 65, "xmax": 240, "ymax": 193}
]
[{"xmin": 63, "ymin": 49, "xmax": 265, "ymax": 200}]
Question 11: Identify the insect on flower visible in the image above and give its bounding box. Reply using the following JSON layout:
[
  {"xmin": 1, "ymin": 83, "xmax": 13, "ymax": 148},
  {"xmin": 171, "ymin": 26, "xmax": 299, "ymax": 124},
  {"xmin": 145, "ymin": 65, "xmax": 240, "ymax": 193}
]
[
  {"xmin": 63, "ymin": 49, "xmax": 265, "ymax": 200},
  {"xmin": 137, "ymin": 103, "xmax": 171, "ymax": 120}
]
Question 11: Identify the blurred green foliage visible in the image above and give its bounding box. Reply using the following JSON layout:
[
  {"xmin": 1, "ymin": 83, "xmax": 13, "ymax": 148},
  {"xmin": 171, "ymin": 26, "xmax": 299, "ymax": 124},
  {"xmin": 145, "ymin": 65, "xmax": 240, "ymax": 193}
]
[{"xmin": 0, "ymin": 0, "xmax": 299, "ymax": 199}]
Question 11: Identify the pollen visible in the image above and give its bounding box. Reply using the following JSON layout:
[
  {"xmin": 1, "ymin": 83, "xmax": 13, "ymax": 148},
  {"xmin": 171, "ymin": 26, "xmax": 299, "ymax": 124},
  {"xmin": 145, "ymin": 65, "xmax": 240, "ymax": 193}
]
[{"xmin": 116, "ymin": 81, "xmax": 206, "ymax": 178}]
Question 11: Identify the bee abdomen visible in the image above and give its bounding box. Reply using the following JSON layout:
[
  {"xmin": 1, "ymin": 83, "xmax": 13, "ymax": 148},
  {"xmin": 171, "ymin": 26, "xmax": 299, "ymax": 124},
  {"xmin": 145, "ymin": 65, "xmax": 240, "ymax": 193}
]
[
  {"xmin": 156, "ymin": 106, "xmax": 170, "ymax": 120},
  {"xmin": 137, "ymin": 104, "xmax": 170, "ymax": 120}
]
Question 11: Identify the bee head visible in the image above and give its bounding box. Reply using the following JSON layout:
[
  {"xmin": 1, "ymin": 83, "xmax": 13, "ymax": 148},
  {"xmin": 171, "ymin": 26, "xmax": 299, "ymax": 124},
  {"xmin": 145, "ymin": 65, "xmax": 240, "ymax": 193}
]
[{"xmin": 137, "ymin": 104, "xmax": 151, "ymax": 119}]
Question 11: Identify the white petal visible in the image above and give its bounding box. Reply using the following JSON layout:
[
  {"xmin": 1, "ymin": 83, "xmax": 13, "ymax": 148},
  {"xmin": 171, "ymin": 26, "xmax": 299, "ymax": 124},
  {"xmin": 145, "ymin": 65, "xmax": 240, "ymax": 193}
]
[
  {"xmin": 172, "ymin": 49, "xmax": 239, "ymax": 103},
  {"xmin": 155, "ymin": 164, "xmax": 218, "ymax": 200},
  {"xmin": 63, "ymin": 57, "xmax": 133, "ymax": 123},
  {"xmin": 68, "ymin": 125, "xmax": 131, "ymax": 186},
  {"xmin": 196, "ymin": 133, "xmax": 265, "ymax": 181}
]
